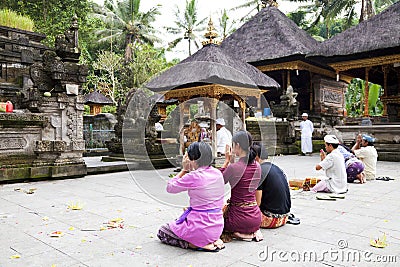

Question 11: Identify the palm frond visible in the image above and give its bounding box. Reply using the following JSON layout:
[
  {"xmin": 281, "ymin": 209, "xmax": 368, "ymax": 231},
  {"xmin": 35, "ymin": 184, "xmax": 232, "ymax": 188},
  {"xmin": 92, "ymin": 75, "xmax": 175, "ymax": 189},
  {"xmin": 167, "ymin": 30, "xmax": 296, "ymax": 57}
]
[{"xmin": 168, "ymin": 37, "xmax": 183, "ymax": 49}]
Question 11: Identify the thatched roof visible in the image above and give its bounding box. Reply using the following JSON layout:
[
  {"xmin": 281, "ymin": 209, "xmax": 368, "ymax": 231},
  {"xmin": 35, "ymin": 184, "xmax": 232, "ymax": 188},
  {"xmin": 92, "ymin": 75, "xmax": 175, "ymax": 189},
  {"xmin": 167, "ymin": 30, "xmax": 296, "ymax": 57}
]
[
  {"xmin": 84, "ymin": 91, "xmax": 113, "ymax": 105},
  {"xmin": 220, "ymin": 6, "xmax": 320, "ymax": 64},
  {"xmin": 145, "ymin": 44, "xmax": 280, "ymax": 92},
  {"xmin": 309, "ymin": 2, "xmax": 400, "ymax": 58}
]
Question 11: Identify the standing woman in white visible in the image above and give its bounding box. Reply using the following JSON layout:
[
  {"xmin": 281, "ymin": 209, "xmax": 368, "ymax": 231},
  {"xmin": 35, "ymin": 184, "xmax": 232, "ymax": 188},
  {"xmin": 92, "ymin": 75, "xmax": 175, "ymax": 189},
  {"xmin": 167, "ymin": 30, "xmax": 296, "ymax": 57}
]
[{"xmin": 300, "ymin": 113, "xmax": 314, "ymax": 155}]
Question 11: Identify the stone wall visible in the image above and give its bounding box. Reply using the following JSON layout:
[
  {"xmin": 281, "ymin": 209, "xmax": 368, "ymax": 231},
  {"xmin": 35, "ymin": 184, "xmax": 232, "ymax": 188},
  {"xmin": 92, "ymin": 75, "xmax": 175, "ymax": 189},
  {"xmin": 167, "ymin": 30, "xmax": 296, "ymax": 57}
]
[
  {"xmin": 312, "ymin": 75, "xmax": 347, "ymax": 126},
  {"xmin": 83, "ymin": 113, "xmax": 116, "ymax": 149},
  {"xmin": 246, "ymin": 119, "xmax": 298, "ymax": 155},
  {"xmin": 335, "ymin": 125, "xmax": 400, "ymax": 161}
]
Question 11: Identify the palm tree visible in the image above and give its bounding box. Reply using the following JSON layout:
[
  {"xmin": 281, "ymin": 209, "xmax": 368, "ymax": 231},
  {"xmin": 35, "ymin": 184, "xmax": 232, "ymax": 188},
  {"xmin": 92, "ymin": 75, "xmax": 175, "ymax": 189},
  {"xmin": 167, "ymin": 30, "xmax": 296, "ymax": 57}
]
[
  {"xmin": 292, "ymin": 0, "xmax": 396, "ymax": 31},
  {"xmin": 325, "ymin": 0, "xmax": 396, "ymax": 22},
  {"xmin": 231, "ymin": 0, "xmax": 277, "ymax": 22},
  {"xmin": 218, "ymin": 9, "xmax": 237, "ymax": 40},
  {"xmin": 166, "ymin": 0, "xmax": 207, "ymax": 56},
  {"xmin": 93, "ymin": 0, "xmax": 161, "ymax": 61}
]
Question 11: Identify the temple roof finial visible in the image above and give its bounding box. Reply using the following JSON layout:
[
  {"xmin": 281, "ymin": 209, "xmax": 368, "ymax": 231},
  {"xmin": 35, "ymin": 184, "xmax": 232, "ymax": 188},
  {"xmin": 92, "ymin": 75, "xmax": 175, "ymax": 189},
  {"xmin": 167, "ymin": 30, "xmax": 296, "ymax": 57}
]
[
  {"xmin": 261, "ymin": 0, "xmax": 278, "ymax": 8},
  {"xmin": 202, "ymin": 17, "xmax": 220, "ymax": 46}
]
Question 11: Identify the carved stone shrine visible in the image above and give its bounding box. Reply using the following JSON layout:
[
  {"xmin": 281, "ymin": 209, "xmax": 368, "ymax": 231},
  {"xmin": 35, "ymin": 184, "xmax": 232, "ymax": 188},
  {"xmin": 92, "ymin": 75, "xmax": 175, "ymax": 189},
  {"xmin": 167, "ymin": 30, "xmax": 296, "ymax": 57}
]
[{"xmin": 0, "ymin": 16, "xmax": 88, "ymax": 182}]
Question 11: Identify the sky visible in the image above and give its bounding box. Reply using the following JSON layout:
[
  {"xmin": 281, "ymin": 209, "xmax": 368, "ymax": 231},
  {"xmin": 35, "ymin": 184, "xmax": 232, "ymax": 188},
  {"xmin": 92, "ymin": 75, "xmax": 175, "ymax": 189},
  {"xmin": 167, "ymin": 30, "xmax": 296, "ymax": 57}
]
[{"xmin": 93, "ymin": 0, "xmax": 307, "ymax": 60}]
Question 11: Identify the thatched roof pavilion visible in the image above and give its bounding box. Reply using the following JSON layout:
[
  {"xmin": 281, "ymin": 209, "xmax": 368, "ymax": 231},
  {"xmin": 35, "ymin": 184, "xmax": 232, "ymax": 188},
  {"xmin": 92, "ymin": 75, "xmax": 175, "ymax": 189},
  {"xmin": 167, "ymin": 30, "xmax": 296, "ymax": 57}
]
[
  {"xmin": 220, "ymin": 6, "xmax": 350, "ymax": 122},
  {"xmin": 309, "ymin": 2, "xmax": 400, "ymax": 59},
  {"xmin": 145, "ymin": 44, "xmax": 280, "ymax": 92},
  {"xmin": 84, "ymin": 91, "xmax": 113, "ymax": 115},
  {"xmin": 308, "ymin": 2, "xmax": 400, "ymax": 119},
  {"xmin": 220, "ymin": 6, "xmax": 319, "ymax": 64},
  {"xmin": 145, "ymin": 18, "xmax": 280, "ymax": 155}
]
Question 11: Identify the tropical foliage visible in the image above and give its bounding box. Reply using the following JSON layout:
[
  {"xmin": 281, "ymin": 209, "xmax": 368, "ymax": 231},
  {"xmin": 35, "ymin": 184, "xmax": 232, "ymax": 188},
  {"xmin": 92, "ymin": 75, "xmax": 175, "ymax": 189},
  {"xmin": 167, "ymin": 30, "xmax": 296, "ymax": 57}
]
[
  {"xmin": 218, "ymin": 9, "xmax": 237, "ymax": 40},
  {"xmin": 166, "ymin": 0, "xmax": 207, "ymax": 56},
  {"xmin": 345, "ymin": 78, "xmax": 383, "ymax": 117},
  {"xmin": 92, "ymin": 0, "xmax": 161, "ymax": 61},
  {"xmin": 0, "ymin": 9, "xmax": 34, "ymax": 31},
  {"xmin": 231, "ymin": 0, "xmax": 272, "ymax": 22},
  {"xmin": 92, "ymin": 50, "xmax": 123, "ymax": 105},
  {"xmin": 0, "ymin": 0, "xmax": 93, "ymax": 46}
]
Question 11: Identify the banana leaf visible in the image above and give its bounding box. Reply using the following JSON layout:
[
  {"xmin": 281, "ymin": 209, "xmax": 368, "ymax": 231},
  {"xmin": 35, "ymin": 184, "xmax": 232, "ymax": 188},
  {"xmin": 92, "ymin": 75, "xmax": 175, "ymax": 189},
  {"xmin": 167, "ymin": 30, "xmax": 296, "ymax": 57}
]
[{"xmin": 368, "ymin": 83, "xmax": 381, "ymax": 109}]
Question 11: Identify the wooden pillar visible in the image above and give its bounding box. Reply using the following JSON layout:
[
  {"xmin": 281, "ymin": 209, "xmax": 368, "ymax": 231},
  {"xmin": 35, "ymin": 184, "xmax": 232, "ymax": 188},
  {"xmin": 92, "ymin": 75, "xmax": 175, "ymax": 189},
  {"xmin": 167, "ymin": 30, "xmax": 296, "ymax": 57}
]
[
  {"xmin": 287, "ymin": 70, "xmax": 291, "ymax": 88},
  {"xmin": 281, "ymin": 72, "xmax": 286, "ymax": 92},
  {"xmin": 309, "ymin": 71, "xmax": 313, "ymax": 111},
  {"xmin": 210, "ymin": 98, "xmax": 218, "ymax": 157},
  {"xmin": 382, "ymin": 65, "xmax": 388, "ymax": 117},
  {"xmin": 179, "ymin": 102, "xmax": 185, "ymax": 155},
  {"xmin": 257, "ymin": 94, "xmax": 261, "ymax": 112},
  {"xmin": 239, "ymin": 99, "xmax": 247, "ymax": 130},
  {"xmin": 363, "ymin": 67, "xmax": 370, "ymax": 117}
]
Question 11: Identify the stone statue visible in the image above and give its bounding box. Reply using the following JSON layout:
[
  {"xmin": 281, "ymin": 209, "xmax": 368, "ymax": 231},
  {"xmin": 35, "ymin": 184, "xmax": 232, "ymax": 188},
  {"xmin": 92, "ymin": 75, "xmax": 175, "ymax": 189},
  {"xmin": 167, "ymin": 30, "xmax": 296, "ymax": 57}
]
[
  {"xmin": 197, "ymin": 101, "xmax": 205, "ymax": 116},
  {"xmin": 286, "ymin": 85, "xmax": 298, "ymax": 107},
  {"xmin": 270, "ymin": 85, "xmax": 299, "ymax": 120},
  {"xmin": 55, "ymin": 15, "xmax": 80, "ymax": 61}
]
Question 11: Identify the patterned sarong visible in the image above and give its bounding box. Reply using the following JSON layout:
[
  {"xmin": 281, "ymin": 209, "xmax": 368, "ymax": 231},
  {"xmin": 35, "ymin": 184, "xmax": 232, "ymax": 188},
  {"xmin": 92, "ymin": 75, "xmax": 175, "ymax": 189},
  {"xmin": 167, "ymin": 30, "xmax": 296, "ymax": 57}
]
[
  {"xmin": 157, "ymin": 223, "xmax": 189, "ymax": 249},
  {"xmin": 260, "ymin": 210, "xmax": 289, "ymax": 229}
]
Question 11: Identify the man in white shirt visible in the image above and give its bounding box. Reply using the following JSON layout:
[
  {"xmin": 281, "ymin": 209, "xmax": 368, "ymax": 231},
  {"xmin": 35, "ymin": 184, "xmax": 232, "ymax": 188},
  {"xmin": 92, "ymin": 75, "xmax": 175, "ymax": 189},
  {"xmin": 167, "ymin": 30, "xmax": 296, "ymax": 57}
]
[
  {"xmin": 216, "ymin": 118, "xmax": 232, "ymax": 157},
  {"xmin": 352, "ymin": 134, "xmax": 378, "ymax": 181},
  {"xmin": 300, "ymin": 113, "xmax": 314, "ymax": 155},
  {"xmin": 312, "ymin": 135, "xmax": 347, "ymax": 194}
]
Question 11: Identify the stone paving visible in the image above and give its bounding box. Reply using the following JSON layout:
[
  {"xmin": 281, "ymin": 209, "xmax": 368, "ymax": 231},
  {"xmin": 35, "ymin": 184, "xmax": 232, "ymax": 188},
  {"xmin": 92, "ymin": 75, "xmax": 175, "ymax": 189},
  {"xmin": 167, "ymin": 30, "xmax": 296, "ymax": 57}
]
[{"xmin": 0, "ymin": 155, "xmax": 399, "ymax": 267}]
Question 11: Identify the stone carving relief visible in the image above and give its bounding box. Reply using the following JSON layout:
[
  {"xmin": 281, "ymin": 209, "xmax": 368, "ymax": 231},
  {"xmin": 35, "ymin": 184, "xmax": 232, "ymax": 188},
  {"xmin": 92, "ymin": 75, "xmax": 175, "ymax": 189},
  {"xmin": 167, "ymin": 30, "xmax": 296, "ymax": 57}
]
[
  {"xmin": 321, "ymin": 89, "xmax": 343, "ymax": 105},
  {"xmin": 53, "ymin": 141, "xmax": 67, "ymax": 152},
  {"xmin": 0, "ymin": 137, "xmax": 27, "ymax": 150},
  {"xmin": 35, "ymin": 140, "xmax": 53, "ymax": 152},
  {"xmin": 66, "ymin": 107, "xmax": 77, "ymax": 141},
  {"xmin": 55, "ymin": 15, "xmax": 80, "ymax": 61},
  {"xmin": 51, "ymin": 116, "xmax": 62, "ymax": 128},
  {"xmin": 71, "ymin": 140, "xmax": 85, "ymax": 151}
]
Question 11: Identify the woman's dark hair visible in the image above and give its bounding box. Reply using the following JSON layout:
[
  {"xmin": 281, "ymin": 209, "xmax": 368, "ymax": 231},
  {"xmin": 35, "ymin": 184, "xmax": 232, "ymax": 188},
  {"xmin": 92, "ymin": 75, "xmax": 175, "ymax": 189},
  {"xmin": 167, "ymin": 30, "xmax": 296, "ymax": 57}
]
[
  {"xmin": 253, "ymin": 142, "xmax": 268, "ymax": 160},
  {"xmin": 187, "ymin": 141, "xmax": 213, "ymax": 167},
  {"xmin": 232, "ymin": 130, "xmax": 256, "ymax": 164}
]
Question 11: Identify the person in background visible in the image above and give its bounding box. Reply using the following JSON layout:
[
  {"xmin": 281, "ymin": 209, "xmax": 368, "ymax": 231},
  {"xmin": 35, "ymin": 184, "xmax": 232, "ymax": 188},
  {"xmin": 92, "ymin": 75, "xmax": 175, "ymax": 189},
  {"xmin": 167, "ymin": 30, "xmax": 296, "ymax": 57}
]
[
  {"xmin": 312, "ymin": 135, "xmax": 347, "ymax": 194},
  {"xmin": 216, "ymin": 118, "xmax": 232, "ymax": 157},
  {"xmin": 157, "ymin": 142, "xmax": 225, "ymax": 252},
  {"xmin": 220, "ymin": 131, "xmax": 263, "ymax": 242},
  {"xmin": 253, "ymin": 142, "xmax": 291, "ymax": 228},
  {"xmin": 352, "ymin": 134, "xmax": 378, "ymax": 181},
  {"xmin": 300, "ymin": 113, "xmax": 314, "ymax": 156},
  {"xmin": 336, "ymin": 142, "xmax": 365, "ymax": 183},
  {"xmin": 198, "ymin": 127, "xmax": 209, "ymax": 141}
]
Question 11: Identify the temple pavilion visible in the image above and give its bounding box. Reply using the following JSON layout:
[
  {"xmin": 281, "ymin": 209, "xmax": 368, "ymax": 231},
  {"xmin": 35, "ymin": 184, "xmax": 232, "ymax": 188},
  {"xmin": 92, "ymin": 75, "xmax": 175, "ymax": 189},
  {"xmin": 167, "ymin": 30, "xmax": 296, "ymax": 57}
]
[
  {"xmin": 220, "ymin": 5, "xmax": 352, "ymax": 125},
  {"xmin": 145, "ymin": 19, "xmax": 279, "ymax": 156},
  {"xmin": 308, "ymin": 1, "xmax": 400, "ymax": 122}
]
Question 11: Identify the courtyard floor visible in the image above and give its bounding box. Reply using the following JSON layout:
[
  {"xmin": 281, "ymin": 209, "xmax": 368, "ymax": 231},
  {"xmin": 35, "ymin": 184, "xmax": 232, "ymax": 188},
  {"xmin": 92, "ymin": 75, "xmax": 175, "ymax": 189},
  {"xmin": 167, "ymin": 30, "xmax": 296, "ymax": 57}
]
[{"xmin": 0, "ymin": 155, "xmax": 399, "ymax": 267}]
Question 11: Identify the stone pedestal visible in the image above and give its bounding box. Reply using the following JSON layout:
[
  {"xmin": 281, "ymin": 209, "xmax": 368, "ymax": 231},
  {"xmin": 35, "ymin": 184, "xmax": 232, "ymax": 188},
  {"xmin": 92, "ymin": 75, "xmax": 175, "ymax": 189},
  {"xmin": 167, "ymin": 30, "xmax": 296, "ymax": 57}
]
[{"xmin": 246, "ymin": 119, "xmax": 298, "ymax": 155}]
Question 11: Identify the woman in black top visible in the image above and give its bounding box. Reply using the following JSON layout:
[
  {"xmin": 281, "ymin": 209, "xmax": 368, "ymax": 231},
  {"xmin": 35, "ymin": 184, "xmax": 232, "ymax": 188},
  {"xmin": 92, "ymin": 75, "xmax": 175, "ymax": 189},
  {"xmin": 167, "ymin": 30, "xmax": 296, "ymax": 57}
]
[{"xmin": 253, "ymin": 142, "xmax": 291, "ymax": 228}]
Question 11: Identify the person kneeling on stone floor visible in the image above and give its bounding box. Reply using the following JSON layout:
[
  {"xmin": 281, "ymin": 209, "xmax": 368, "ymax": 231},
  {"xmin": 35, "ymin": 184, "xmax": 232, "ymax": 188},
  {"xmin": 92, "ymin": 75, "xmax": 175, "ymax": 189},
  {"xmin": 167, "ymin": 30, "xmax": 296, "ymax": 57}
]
[
  {"xmin": 157, "ymin": 142, "xmax": 225, "ymax": 252},
  {"xmin": 253, "ymin": 142, "xmax": 292, "ymax": 228},
  {"xmin": 312, "ymin": 135, "xmax": 347, "ymax": 194},
  {"xmin": 351, "ymin": 134, "xmax": 378, "ymax": 181},
  {"xmin": 336, "ymin": 142, "xmax": 365, "ymax": 183},
  {"xmin": 219, "ymin": 131, "xmax": 263, "ymax": 242}
]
